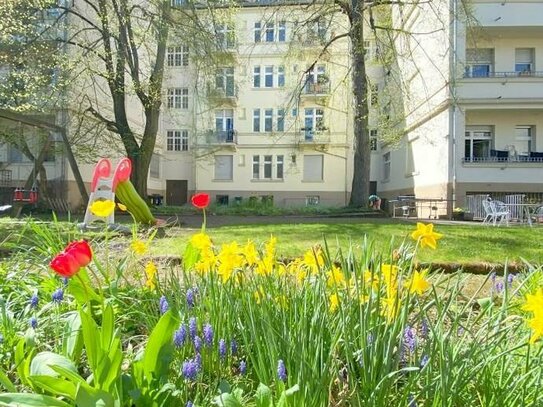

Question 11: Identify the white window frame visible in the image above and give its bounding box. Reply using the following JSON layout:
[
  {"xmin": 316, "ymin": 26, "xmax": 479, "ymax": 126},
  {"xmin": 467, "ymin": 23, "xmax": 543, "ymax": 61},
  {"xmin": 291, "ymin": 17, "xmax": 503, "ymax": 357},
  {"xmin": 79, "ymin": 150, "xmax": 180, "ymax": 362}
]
[
  {"xmin": 277, "ymin": 109, "xmax": 285, "ymax": 132},
  {"xmin": 514, "ymin": 125, "xmax": 533, "ymax": 156},
  {"xmin": 215, "ymin": 67, "xmax": 235, "ymax": 97},
  {"xmin": 254, "ymin": 22, "xmax": 261, "ymax": 43},
  {"xmin": 304, "ymin": 108, "xmax": 325, "ymax": 140},
  {"xmin": 515, "ymin": 48, "xmax": 534, "ymax": 74},
  {"xmin": 265, "ymin": 21, "xmax": 274, "ymax": 42},
  {"xmin": 464, "ymin": 126, "xmax": 492, "ymax": 162},
  {"xmin": 253, "ymin": 109, "xmax": 261, "ymax": 132},
  {"xmin": 264, "ymin": 66, "xmax": 273, "ymax": 87},
  {"xmin": 166, "ymin": 130, "xmax": 189, "ymax": 152},
  {"xmin": 382, "ymin": 152, "xmax": 391, "ymax": 181},
  {"xmin": 167, "ymin": 45, "xmax": 189, "ymax": 67},
  {"xmin": 465, "ymin": 48, "xmax": 493, "ymax": 78},
  {"xmin": 276, "ymin": 155, "xmax": 284, "ymax": 179},
  {"xmin": 278, "ymin": 21, "xmax": 286, "ymax": 42},
  {"xmin": 253, "ymin": 66, "xmax": 261, "ymax": 88},
  {"xmin": 252, "ymin": 155, "xmax": 260, "ymax": 179},
  {"xmin": 167, "ymin": 88, "xmax": 189, "ymax": 109},
  {"xmin": 216, "ymin": 23, "xmax": 235, "ymax": 49},
  {"xmin": 264, "ymin": 109, "xmax": 273, "ymax": 132},
  {"xmin": 263, "ymin": 155, "xmax": 273, "ymax": 179}
]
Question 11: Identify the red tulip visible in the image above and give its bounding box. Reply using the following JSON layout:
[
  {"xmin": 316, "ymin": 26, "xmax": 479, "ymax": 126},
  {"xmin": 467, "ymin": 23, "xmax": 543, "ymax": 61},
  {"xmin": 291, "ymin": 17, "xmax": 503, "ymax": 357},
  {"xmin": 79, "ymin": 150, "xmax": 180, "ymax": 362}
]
[
  {"xmin": 65, "ymin": 240, "xmax": 93, "ymax": 267},
  {"xmin": 191, "ymin": 193, "xmax": 210, "ymax": 209},
  {"xmin": 50, "ymin": 252, "xmax": 81, "ymax": 278}
]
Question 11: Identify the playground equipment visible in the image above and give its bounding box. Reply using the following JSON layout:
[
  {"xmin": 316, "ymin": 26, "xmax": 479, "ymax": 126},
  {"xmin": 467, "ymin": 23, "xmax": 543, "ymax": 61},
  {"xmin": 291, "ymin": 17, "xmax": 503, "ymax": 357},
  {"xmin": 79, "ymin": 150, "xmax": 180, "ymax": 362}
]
[{"xmin": 81, "ymin": 158, "xmax": 156, "ymax": 229}]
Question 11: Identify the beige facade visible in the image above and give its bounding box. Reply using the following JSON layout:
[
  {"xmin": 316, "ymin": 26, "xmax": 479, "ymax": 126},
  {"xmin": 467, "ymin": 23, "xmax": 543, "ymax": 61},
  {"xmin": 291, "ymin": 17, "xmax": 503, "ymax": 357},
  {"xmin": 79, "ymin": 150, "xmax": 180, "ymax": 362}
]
[{"xmin": 379, "ymin": 0, "xmax": 543, "ymax": 215}]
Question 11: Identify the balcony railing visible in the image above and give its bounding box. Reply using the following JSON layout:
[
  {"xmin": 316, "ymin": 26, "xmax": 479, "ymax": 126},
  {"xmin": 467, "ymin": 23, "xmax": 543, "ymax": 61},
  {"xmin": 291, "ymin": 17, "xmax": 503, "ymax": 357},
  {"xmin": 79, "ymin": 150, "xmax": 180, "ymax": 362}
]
[
  {"xmin": 206, "ymin": 129, "xmax": 237, "ymax": 144},
  {"xmin": 462, "ymin": 156, "xmax": 543, "ymax": 163},
  {"xmin": 463, "ymin": 71, "xmax": 543, "ymax": 78},
  {"xmin": 299, "ymin": 129, "xmax": 330, "ymax": 143},
  {"xmin": 302, "ymin": 82, "xmax": 331, "ymax": 95}
]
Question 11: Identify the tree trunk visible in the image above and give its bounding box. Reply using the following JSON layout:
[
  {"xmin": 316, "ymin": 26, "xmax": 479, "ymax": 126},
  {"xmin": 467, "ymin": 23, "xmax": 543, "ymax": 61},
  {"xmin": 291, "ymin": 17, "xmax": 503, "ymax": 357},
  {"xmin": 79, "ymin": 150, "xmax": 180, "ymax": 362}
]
[{"xmin": 349, "ymin": 0, "xmax": 371, "ymax": 207}]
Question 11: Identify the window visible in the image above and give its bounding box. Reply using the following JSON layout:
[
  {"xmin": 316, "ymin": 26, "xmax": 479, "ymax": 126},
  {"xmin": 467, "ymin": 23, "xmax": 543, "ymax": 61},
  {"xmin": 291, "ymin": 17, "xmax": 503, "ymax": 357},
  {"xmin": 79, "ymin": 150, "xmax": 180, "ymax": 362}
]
[
  {"xmin": 514, "ymin": 125, "xmax": 533, "ymax": 156},
  {"xmin": 370, "ymin": 129, "xmax": 378, "ymax": 151},
  {"xmin": 167, "ymin": 130, "xmax": 189, "ymax": 152},
  {"xmin": 265, "ymin": 22, "xmax": 274, "ymax": 42},
  {"xmin": 304, "ymin": 108, "xmax": 324, "ymax": 140},
  {"xmin": 515, "ymin": 48, "xmax": 534, "ymax": 74},
  {"xmin": 264, "ymin": 155, "xmax": 273, "ymax": 178},
  {"xmin": 465, "ymin": 48, "xmax": 493, "ymax": 77},
  {"xmin": 215, "ymin": 155, "xmax": 233, "ymax": 180},
  {"xmin": 216, "ymin": 24, "xmax": 235, "ymax": 49},
  {"xmin": 254, "ymin": 22, "xmax": 261, "ymax": 43},
  {"xmin": 167, "ymin": 45, "xmax": 189, "ymax": 67},
  {"xmin": 215, "ymin": 109, "xmax": 234, "ymax": 141},
  {"xmin": 171, "ymin": 0, "xmax": 186, "ymax": 6},
  {"xmin": 305, "ymin": 65, "xmax": 327, "ymax": 93},
  {"xmin": 252, "ymin": 155, "xmax": 260, "ymax": 179},
  {"xmin": 167, "ymin": 88, "xmax": 188, "ymax": 109},
  {"xmin": 253, "ymin": 66, "xmax": 261, "ymax": 88},
  {"xmin": 277, "ymin": 109, "xmax": 285, "ymax": 132},
  {"xmin": 276, "ymin": 155, "xmax": 284, "ymax": 179},
  {"xmin": 306, "ymin": 196, "xmax": 320, "ymax": 206},
  {"xmin": 464, "ymin": 126, "xmax": 492, "ymax": 162},
  {"xmin": 382, "ymin": 152, "xmax": 391, "ymax": 181},
  {"xmin": 278, "ymin": 66, "xmax": 285, "ymax": 87},
  {"xmin": 264, "ymin": 66, "xmax": 273, "ymax": 87},
  {"xmin": 278, "ymin": 21, "xmax": 286, "ymax": 42},
  {"xmin": 264, "ymin": 109, "xmax": 273, "ymax": 132},
  {"xmin": 150, "ymin": 154, "xmax": 160, "ymax": 178},
  {"xmin": 303, "ymin": 155, "xmax": 323, "ymax": 181},
  {"xmin": 306, "ymin": 18, "xmax": 327, "ymax": 44},
  {"xmin": 370, "ymin": 84, "xmax": 378, "ymax": 106},
  {"xmin": 253, "ymin": 109, "xmax": 260, "ymax": 132},
  {"xmin": 216, "ymin": 67, "xmax": 235, "ymax": 97},
  {"xmin": 292, "ymin": 108, "xmax": 297, "ymax": 117}
]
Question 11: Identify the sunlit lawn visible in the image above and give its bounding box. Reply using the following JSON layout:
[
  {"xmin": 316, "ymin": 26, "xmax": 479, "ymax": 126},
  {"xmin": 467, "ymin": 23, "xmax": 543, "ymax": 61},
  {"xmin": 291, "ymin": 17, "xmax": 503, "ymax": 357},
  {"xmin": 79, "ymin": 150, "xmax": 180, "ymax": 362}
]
[
  {"xmin": 2, "ymin": 216, "xmax": 542, "ymax": 265},
  {"xmin": 150, "ymin": 220, "xmax": 543, "ymax": 265}
]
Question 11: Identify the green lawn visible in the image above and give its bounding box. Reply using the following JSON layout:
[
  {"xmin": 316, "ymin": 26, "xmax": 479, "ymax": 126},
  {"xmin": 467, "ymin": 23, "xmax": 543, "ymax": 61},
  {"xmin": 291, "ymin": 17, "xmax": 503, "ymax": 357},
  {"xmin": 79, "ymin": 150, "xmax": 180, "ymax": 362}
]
[
  {"xmin": 151, "ymin": 220, "xmax": 543, "ymax": 265},
  {"xmin": 2, "ymin": 216, "xmax": 542, "ymax": 265}
]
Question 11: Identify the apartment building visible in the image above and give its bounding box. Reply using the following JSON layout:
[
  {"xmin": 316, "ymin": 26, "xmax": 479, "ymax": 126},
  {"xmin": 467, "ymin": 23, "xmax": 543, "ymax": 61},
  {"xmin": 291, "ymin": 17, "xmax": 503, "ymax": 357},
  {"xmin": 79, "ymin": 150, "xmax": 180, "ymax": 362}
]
[
  {"xmin": 160, "ymin": 1, "xmax": 383, "ymax": 207},
  {"xmin": 378, "ymin": 0, "xmax": 543, "ymax": 215}
]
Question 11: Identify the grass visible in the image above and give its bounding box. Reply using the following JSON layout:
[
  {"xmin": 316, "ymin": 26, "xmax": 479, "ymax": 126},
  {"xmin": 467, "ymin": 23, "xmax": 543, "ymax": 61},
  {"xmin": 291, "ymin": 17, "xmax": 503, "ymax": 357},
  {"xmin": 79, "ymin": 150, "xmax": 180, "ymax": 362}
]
[
  {"xmin": 150, "ymin": 220, "xmax": 543, "ymax": 265},
  {"xmin": 2, "ymin": 216, "xmax": 542, "ymax": 265}
]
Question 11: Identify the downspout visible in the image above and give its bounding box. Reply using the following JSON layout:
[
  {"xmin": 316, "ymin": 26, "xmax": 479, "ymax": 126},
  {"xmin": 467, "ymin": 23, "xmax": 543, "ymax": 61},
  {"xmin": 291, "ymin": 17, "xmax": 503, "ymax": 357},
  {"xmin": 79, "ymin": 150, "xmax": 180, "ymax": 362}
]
[{"xmin": 450, "ymin": 0, "xmax": 459, "ymax": 211}]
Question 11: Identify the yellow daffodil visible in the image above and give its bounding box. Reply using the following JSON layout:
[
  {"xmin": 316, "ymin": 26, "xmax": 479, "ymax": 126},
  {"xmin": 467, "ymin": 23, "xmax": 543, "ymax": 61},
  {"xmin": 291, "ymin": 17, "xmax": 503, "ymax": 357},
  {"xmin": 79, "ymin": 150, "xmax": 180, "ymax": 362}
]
[
  {"xmin": 381, "ymin": 264, "xmax": 399, "ymax": 289},
  {"xmin": 256, "ymin": 255, "xmax": 275, "ymax": 275},
  {"xmin": 407, "ymin": 269, "xmax": 431, "ymax": 296},
  {"xmin": 243, "ymin": 240, "xmax": 259, "ymax": 266},
  {"xmin": 527, "ymin": 314, "xmax": 543, "ymax": 344},
  {"xmin": 363, "ymin": 270, "xmax": 380, "ymax": 291},
  {"xmin": 217, "ymin": 242, "xmax": 243, "ymax": 283},
  {"xmin": 117, "ymin": 203, "xmax": 127, "ymax": 211},
  {"xmin": 327, "ymin": 265, "xmax": 346, "ymax": 289},
  {"xmin": 275, "ymin": 295, "xmax": 288, "ymax": 309},
  {"xmin": 382, "ymin": 294, "xmax": 400, "ymax": 323},
  {"xmin": 359, "ymin": 294, "xmax": 370, "ymax": 304},
  {"xmin": 521, "ymin": 288, "xmax": 543, "ymax": 314},
  {"xmin": 302, "ymin": 247, "xmax": 324, "ymax": 274},
  {"xmin": 144, "ymin": 261, "xmax": 157, "ymax": 290},
  {"xmin": 329, "ymin": 293, "xmax": 339, "ymax": 313},
  {"xmin": 190, "ymin": 233, "xmax": 212, "ymax": 251},
  {"xmin": 411, "ymin": 223, "xmax": 443, "ymax": 250},
  {"xmin": 131, "ymin": 239, "xmax": 148, "ymax": 255},
  {"xmin": 195, "ymin": 247, "xmax": 216, "ymax": 274},
  {"xmin": 90, "ymin": 199, "xmax": 115, "ymax": 217},
  {"xmin": 264, "ymin": 235, "xmax": 277, "ymax": 258},
  {"xmin": 254, "ymin": 286, "xmax": 265, "ymax": 304}
]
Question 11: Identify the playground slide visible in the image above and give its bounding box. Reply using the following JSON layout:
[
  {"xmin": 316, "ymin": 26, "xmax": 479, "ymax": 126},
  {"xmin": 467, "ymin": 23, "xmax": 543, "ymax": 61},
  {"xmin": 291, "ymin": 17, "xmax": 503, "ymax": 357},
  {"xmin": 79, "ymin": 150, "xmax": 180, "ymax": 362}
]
[{"xmin": 112, "ymin": 158, "xmax": 156, "ymax": 225}]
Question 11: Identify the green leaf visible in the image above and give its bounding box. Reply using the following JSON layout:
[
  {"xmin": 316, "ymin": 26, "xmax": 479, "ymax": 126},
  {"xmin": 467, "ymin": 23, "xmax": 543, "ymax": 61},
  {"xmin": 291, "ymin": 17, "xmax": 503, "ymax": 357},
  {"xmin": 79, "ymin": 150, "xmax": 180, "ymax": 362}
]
[
  {"xmin": 213, "ymin": 393, "xmax": 244, "ymax": 407},
  {"xmin": 80, "ymin": 309, "xmax": 100, "ymax": 371},
  {"xmin": 143, "ymin": 311, "xmax": 178, "ymax": 381},
  {"xmin": 284, "ymin": 384, "xmax": 300, "ymax": 397},
  {"xmin": 75, "ymin": 382, "xmax": 114, "ymax": 407},
  {"xmin": 0, "ymin": 369, "xmax": 16, "ymax": 392},
  {"xmin": 28, "ymin": 375, "xmax": 77, "ymax": 400},
  {"xmin": 255, "ymin": 383, "xmax": 272, "ymax": 407},
  {"xmin": 183, "ymin": 242, "xmax": 200, "ymax": 271},
  {"xmin": 30, "ymin": 352, "xmax": 78, "ymax": 378},
  {"xmin": 276, "ymin": 384, "xmax": 299, "ymax": 407},
  {"xmin": 68, "ymin": 270, "xmax": 101, "ymax": 304},
  {"xmin": 101, "ymin": 304, "xmax": 115, "ymax": 350},
  {"xmin": 0, "ymin": 393, "xmax": 72, "ymax": 407},
  {"xmin": 62, "ymin": 312, "xmax": 83, "ymax": 362}
]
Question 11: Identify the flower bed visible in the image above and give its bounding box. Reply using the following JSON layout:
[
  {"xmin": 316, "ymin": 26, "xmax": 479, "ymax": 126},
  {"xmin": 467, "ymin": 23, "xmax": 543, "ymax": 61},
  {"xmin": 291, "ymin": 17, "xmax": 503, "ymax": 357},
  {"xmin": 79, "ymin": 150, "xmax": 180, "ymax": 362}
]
[{"xmin": 0, "ymin": 199, "xmax": 542, "ymax": 406}]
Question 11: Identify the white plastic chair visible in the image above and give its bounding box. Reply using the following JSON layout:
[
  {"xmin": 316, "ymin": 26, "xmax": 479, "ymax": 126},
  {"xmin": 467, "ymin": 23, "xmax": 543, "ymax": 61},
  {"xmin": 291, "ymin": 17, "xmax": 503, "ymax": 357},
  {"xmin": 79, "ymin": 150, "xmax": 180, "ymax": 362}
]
[{"xmin": 482, "ymin": 199, "xmax": 510, "ymax": 226}]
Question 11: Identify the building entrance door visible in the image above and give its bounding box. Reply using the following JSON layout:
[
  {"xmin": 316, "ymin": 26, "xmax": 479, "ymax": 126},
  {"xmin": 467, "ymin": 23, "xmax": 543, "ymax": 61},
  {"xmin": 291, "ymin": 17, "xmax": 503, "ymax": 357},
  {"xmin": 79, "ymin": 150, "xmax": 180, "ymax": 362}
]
[{"xmin": 166, "ymin": 180, "xmax": 188, "ymax": 206}]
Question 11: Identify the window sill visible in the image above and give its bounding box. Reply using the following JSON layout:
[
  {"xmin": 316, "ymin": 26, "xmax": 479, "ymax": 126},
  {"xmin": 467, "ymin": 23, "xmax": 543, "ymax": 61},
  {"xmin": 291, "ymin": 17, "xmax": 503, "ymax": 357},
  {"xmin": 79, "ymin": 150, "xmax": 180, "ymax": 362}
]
[
  {"xmin": 301, "ymin": 180, "xmax": 324, "ymax": 183},
  {"xmin": 404, "ymin": 171, "xmax": 419, "ymax": 178},
  {"xmin": 212, "ymin": 179, "xmax": 234, "ymax": 182},
  {"xmin": 252, "ymin": 87, "xmax": 285, "ymax": 90},
  {"xmin": 251, "ymin": 179, "xmax": 284, "ymax": 182}
]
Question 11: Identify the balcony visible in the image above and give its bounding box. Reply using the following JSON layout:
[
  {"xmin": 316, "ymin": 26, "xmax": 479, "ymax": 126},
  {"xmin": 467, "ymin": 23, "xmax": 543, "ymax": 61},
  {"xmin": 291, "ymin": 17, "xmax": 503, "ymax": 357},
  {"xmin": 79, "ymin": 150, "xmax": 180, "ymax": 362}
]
[
  {"xmin": 462, "ymin": 151, "xmax": 543, "ymax": 164},
  {"xmin": 207, "ymin": 86, "xmax": 238, "ymax": 106},
  {"xmin": 205, "ymin": 129, "xmax": 237, "ymax": 145},
  {"xmin": 298, "ymin": 129, "xmax": 330, "ymax": 148},
  {"xmin": 463, "ymin": 71, "xmax": 543, "ymax": 79},
  {"xmin": 301, "ymin": 81, "xmax": 331, "ymax": 96}
]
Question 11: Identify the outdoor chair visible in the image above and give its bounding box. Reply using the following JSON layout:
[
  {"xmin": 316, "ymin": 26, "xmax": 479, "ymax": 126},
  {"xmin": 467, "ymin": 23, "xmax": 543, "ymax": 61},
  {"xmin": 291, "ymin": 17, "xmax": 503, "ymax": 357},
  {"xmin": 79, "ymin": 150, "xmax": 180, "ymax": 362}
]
[{"xmin": 482, "ymin": 199, "xmax": 510, "ymax": 226}]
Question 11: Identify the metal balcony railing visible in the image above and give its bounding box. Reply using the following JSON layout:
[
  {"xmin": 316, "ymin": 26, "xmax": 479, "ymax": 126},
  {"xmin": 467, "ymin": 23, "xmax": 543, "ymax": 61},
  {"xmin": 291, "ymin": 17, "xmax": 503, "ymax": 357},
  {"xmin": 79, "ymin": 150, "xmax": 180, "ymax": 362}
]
[
  {"xmin": 206, "ymin": 129, "xmax": 237, "ymax": 144},
  {"xmin": 299, "ymin": 129, "xmax": 330, "ymax": 143},
  {"xmin": 462, "ymin": 156, "xmax": 543, "ymax": 163},
  {"xmin": 302, "ymin": 82, "xmax": 331, "ymax": 95},
  {"xmin": 463, "ymin": 71, "xmax": 543, "ymax": 78}
]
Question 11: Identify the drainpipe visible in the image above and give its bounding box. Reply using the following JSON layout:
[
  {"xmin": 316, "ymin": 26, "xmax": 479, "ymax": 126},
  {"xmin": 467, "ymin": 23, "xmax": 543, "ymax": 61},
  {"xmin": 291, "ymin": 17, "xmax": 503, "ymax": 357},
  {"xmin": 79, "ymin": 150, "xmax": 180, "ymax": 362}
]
[{"xmin": 450, "ymin": 0, "xmax": 459, "ymax": 212}]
